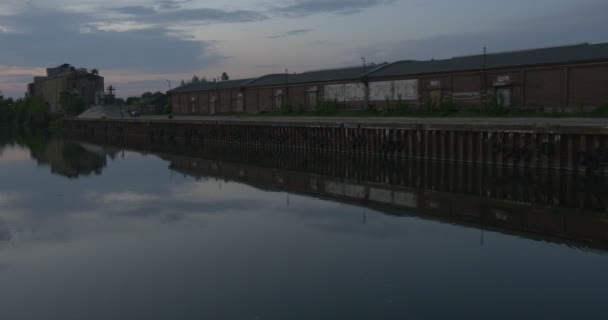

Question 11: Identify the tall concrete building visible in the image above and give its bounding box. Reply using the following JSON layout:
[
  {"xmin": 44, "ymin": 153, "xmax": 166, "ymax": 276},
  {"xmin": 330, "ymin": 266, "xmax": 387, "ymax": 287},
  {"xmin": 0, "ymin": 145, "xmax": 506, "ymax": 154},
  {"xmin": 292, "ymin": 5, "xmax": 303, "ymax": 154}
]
[{"xmin": 27, "ymin": 64, "xmax": 105, "ymax": 113}]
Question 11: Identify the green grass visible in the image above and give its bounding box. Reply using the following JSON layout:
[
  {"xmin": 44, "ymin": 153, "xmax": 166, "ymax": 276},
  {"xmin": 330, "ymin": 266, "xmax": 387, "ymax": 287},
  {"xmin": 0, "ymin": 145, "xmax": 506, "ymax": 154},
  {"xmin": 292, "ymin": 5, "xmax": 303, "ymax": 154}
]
[{"xmin": 167, "ymin": 102, "xmax": 608, "ymax": 119}]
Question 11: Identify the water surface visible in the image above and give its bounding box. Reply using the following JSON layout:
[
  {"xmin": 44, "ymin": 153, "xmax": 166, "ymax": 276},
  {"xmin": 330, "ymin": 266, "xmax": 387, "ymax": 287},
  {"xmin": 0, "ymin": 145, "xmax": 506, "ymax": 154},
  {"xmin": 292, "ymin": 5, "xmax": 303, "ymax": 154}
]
[{"xmin": 0, "ymin": 132, "xmax": 607, "ymax": 319}]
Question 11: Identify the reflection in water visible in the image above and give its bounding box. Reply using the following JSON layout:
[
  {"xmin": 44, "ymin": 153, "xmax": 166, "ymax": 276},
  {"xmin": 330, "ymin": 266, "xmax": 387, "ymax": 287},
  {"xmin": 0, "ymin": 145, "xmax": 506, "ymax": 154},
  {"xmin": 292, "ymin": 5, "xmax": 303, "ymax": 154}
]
[
  {"xmin": 62, "ymin": 134, "xmax": 608, "ymax": 252},
  {"xmin": 0, "ymin": 129, "xmax": 117, "ymax": 178},
  {"xmin": 1, "ymin": 131, "xmax": 608, "ymax": 320}
]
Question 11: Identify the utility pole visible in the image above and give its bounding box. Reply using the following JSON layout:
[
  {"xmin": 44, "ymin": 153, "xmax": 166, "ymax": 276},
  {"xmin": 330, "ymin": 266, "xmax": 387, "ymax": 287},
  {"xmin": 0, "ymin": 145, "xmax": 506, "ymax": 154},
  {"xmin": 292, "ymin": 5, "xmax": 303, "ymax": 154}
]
[
  {"xmin": 285, "ymin": 69, "xmax": 289, "ymax": 109},
  {"xmin": 481, "ymin": 47, "xmax": 487, "ymax": 104},
  {"xmin": 362, "ymin": 57, "xmax": 369, "ymax": 107},
  {"xmin": 361, "ymin": 57, "xmax": 366, "ymax": 73}
]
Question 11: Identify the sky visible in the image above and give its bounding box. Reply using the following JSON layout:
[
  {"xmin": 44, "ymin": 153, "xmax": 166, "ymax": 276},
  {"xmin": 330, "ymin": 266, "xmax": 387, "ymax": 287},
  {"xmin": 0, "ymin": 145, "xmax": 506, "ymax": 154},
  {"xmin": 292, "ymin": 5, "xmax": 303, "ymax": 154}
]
[{"xmin": 1, "ymin": 0, "xmax": 607, "ymax": 98}]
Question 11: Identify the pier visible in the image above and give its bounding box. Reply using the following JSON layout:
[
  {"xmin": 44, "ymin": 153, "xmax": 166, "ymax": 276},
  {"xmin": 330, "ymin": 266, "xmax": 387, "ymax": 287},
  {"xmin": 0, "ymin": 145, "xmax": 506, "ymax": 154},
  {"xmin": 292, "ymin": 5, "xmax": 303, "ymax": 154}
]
[{"xmin": 63, "ymin": 116, "xmax": 608, "ymax": 172}]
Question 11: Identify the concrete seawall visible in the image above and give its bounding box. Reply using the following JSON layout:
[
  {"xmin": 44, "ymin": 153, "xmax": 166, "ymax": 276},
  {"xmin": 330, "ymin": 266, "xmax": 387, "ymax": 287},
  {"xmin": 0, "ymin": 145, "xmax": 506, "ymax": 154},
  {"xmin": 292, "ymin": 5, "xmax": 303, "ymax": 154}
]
[{"xmin": 63, "ymin": 117, "xmax": 608, "ymax": 172}]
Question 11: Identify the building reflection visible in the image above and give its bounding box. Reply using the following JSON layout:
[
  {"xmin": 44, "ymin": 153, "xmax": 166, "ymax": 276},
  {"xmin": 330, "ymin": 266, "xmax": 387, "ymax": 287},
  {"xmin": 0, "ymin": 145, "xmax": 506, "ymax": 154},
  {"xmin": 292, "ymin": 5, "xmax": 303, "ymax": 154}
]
[
  {"xmin": 32, "ymin": 140, "xmax": 120, "ymax": 178},
  {"xmin": 0, "ymin": 129, "xmax": 117, "ymax": 178},
  {"xmin": 64, "ymin": 135, "xmax": 608, "ymax": 251}
]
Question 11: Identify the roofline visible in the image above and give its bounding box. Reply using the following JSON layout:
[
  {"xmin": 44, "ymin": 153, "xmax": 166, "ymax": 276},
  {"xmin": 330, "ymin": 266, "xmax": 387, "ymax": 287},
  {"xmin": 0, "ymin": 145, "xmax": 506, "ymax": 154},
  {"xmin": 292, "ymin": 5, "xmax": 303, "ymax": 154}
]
[
  {"xmin": 450, "ymin": 42, "xmax": 591, "ymax": 59},
  {"xmin": 168, "ymin": 78, "xmax": 253, "ymax": 94},
  {"xmin": 297, "ymin": 65, "xmax": 364, "ymax": 74},
  {"xmin": 361, "ymin": 62, "xmax": 400, "ymax": 79},
  {"xmin": 241, "ymin": 73, "xmax": 285, "ymax": 88},
  {"xmin": 366, "ymin": 57, "xmax": 608, "ymax": 80}
]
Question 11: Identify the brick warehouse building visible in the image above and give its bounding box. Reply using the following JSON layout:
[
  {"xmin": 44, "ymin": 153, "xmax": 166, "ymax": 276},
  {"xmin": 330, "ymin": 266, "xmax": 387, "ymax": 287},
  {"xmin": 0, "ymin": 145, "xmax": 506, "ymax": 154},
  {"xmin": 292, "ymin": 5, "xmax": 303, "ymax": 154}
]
[
  {"xmin": 168, "ymin": 42, "xmax": 608, "ymax": 114},
  {"xmin": 170, "ymin": 79, "xmax": 253, "ymax": 115}
]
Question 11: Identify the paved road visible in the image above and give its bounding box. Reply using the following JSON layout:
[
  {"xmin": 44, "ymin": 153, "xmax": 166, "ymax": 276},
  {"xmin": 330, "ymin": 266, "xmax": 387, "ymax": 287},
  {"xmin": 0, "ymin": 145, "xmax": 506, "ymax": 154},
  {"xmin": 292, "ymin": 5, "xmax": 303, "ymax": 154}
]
[{"xmin": 77, "ymin": 106, "xmax": 608, "ymax": 127}]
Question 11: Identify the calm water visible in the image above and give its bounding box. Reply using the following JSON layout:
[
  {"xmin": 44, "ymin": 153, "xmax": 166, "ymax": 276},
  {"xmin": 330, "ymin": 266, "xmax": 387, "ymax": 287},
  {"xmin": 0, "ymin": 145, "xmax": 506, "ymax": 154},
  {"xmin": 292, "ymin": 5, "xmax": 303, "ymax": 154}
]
[{"xmin": 1, "ymin": 132, "xmax": 608, "ymax": 320}]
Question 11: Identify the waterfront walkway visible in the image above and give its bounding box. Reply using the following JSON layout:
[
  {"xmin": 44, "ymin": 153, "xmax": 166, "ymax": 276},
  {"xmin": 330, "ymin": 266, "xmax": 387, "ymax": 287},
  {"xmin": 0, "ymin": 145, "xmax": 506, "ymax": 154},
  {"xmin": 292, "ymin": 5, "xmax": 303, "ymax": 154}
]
[{"xmin": 77, "ymin": 106, "xmax": 608, "ymax": 128}]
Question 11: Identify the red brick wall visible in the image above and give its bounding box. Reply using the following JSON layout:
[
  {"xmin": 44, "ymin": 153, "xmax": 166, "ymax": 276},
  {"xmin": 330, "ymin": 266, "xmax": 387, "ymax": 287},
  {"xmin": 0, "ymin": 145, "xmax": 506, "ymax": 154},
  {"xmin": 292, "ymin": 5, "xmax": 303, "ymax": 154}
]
[
  {"xmin": 568, "ymin": 65, "xmax": 608, "ymax": 106},
  {"xmin": 287, "ymin": 85, "xmax": 306, "ymax": 109},
  {"xmin": 257, "ymin": 87, "xmax": 274, "ymax": 111},
  {"xmin": 525, "ymin": 68, "xmax": 565, "ymax": 108},
  {"xmin": 245, "ymin": 88, "xmax": 258, "ymax": 113},
  {"xmin": 177, "ymin": 93, "xmax": 188, "ymax": 113},
  {"xmin": 219, "ymin": 90, "xmax": 232, "ymax": 113},
  {"xmin": 171, "ymin": 94, "xmax": 180, "ymax": 113},
  {"xmin": 451, "ymin": 74, "xmax": 481, "ymax": 106},
  {"xmin": 198, "ymin": 92, "xmax": 209, "ymax": 114},
  {"xmin": 187, "ymin": 93, "xmax": 198, "ymax": 113}
]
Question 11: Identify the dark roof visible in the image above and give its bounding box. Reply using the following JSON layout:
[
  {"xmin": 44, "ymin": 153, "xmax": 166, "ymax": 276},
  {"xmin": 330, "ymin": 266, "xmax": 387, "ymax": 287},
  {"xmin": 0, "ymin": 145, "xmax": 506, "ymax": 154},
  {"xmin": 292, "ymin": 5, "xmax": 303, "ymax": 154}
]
[
  {"xmin": 243, "ymin": 65, "xmax": 384, "ymax": 87},
  {"xmin": 242, "ymin": 74, "xmax": 288, "ymax": 87},
  {"xmin": 368, "ymin": 42, "xmax": 608, "ymax": 78},
  {"xmin": 168, "ymin": 78, "xmax": 252, "ymax": 93}
]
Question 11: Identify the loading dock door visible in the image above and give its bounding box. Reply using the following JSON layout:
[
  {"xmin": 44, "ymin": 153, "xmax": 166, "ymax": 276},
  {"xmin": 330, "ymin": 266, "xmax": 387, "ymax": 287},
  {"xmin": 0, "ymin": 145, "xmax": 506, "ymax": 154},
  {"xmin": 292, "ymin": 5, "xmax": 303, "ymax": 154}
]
[
  {"xmin": 274, "ymin": 95, "xmax": 283, "ymax": 110},
  {"xmin": 209, "ymin": 97, "xmax": 217, "ymax": 114},
  {"xmin": 430, "ymin": 90, "xmax": 442, "ymax": 104},
  {"xmin": 236, "ymin": 98, "xmax": 243, "ymax": 112},
  {"xmin": 497, "ymin": 87, "xmax": 511, "ymax": 107},
  {"xmin": 307, "ymin": 91, "xmax": 317, "ymax": 110}
]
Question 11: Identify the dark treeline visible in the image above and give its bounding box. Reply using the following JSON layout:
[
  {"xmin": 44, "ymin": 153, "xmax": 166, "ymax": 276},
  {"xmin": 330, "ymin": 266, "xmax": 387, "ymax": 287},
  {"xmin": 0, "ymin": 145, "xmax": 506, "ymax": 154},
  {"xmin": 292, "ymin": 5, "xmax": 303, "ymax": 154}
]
[
  {"xmin": 0, "ymin": 92, "xmax": 84, "ymax": 128},
  {"xmin": 124, "ymin": 91, "xmax": 169, "ymax": 114},
  {"xmin": 0, "ymin": 96, "xmax": 51, "ymax": 127}
]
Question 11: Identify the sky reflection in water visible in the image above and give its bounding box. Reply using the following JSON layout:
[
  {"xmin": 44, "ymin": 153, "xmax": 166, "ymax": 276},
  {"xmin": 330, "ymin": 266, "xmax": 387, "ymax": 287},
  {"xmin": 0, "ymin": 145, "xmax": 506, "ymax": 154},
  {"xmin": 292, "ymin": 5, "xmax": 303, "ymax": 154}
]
[{"xmin": 0, "ymin": 138, "xmax": 607, "ymax": 320}]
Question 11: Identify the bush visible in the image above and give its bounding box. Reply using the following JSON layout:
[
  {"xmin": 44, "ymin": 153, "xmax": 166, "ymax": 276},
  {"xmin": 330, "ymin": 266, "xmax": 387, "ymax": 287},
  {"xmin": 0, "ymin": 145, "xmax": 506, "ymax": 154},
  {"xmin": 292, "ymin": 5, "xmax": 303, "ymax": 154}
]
[
  {"xmin": 385, "ymin": 97, "xmax": 410, "ymax": 115},
  {"xmin": 588, "ymin": 103, "xmax": 608, "ymax": 117},
  {"xmin": 281, "ymin": 103, "xmax": 293, "ymax": 115},
  {"xmin": 162, "ymin": 104, "xmax": 172, "ymax": 115},
  {"xmin": 315, "ymin": 99, "xmax": 338, "ymax": 115},
  {"xmin": 366, "ymin": 103, "xmax": 379, "ymax": 114},
  {"xmin": 59, "ymin": 91, "xmax": 85, "ymax": 116},
  {"xmin": 12, "ymin": 96, "xmax": 50, "ymax": 127},
  {"xmin": 296, "ymin": 104, "xmax": 306, "ymax": 114},
  {"xmin": 481, "ymin": 94, "xmax": 508, "ymax": 115},
  {"xmin": 422, "ymin": 95, "xmax": 455, "ymax": 116}
]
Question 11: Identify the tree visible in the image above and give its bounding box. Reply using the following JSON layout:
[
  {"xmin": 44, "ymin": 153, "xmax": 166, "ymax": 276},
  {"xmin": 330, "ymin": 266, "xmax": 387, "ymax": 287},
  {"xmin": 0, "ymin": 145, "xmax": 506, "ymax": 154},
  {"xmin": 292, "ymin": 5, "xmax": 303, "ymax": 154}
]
[
  {"xmin": 191, "ymin": 75, "xmax": 200, "ymax": 83},
  {"xmin": 0, "ymin": 98, "xmax": 15, "ymax": 124},
  {"xmin": 221, "ymin": 72, "xmax": 229, "ymax": 81},
  {"xmin": 126, "ymin": 96, "xmax": 139, "ymax": 105},
  {"xmin": 11, "ymin": 96, "xmax": 49, "ymax": 127},
  {"xmin": 59, "ymin": 91, "xmax": 85, "ymax": 116}
]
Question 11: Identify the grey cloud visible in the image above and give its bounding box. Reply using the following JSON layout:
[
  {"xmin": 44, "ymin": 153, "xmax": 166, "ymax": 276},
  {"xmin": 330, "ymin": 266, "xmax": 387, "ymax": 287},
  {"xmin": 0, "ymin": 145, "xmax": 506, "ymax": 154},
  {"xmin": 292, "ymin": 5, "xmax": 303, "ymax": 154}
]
[
  {"xmin": 0, "ymin": 74, "xmax": 34, "ymax": 83},
  {"xmin": 360, "ymin": 1, "xmax": 608, "ymax": 63},
  {"xmin": 0, "ymin": 9, "xmax": 222, "ymax": 73},
  {"xmin": 151, "ymin": 8, "xmax": 267, "ymax": 24},
  {"xmin": 0, "ymin": 220, "xmax": 12, "ymax": 242},
  {"xmin": 158, "ymin": 0, "xmax": 192, "ymax": 10},
  {"xmin": 275, "ymin": 0, "xmax": 394, "ymax": 16},
  {"xmin": 114, "ymin": 6, "xmax": 157, "ymax": 15},
  {"xmin": 109, "ymin": 6, "xmax": 266, "ymax": 25},
  {"xmin": 267, "ymin": 28, "xmax": 314, "ymax": 39}
]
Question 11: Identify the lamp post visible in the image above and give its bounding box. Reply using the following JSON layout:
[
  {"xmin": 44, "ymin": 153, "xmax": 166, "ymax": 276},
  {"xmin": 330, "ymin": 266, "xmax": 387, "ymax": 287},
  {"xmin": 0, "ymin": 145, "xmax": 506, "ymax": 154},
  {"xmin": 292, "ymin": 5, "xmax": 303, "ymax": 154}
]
[
  {"xmin": 285, "ymin": 69, "xmax": 289, "ymax": 109},
  {"xmin": 362, "ymin": 57, "xmax": 369, "ymax": 107},
  {"xmin": 361, "ymin": 57, "xmax": 366, "ymax": 73}
]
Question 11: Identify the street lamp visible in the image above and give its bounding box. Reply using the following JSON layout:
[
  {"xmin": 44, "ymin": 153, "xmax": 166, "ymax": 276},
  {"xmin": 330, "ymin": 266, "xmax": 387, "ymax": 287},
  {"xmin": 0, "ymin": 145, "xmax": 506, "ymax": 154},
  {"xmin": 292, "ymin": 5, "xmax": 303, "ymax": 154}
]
[
  {"xmin": 285, "ymin": 69, "xmax": 289, "ymax": 109},
  {"xmin": 361, "ymin": 57, "xmax": 366, "ymax": 73}
]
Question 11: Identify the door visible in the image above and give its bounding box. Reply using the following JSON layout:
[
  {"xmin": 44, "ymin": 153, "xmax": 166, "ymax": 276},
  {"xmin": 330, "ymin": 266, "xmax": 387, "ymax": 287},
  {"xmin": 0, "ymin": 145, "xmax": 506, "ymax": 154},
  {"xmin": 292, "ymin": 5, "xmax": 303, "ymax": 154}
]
[
  {"xmin": 236, "ymin": 94, "xmax": 244, "ymax": 112},
  {"xmin": 430, "ymin": 89, "xmax": 442, "ymax": 107},
  {"xmin": 209, "ymin": 97, "xmax": 217, "ymax": 115},
  {"xmin": 497, "ymin": 87, "xmax": 511, "ymax": 107},
  {"xmin": 274, "ymin": 95, "xmax": 283, "ymax": 110},
  {"xmin": 307, "ymin": 91, "xmax": 317, "ymax": 110}
]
